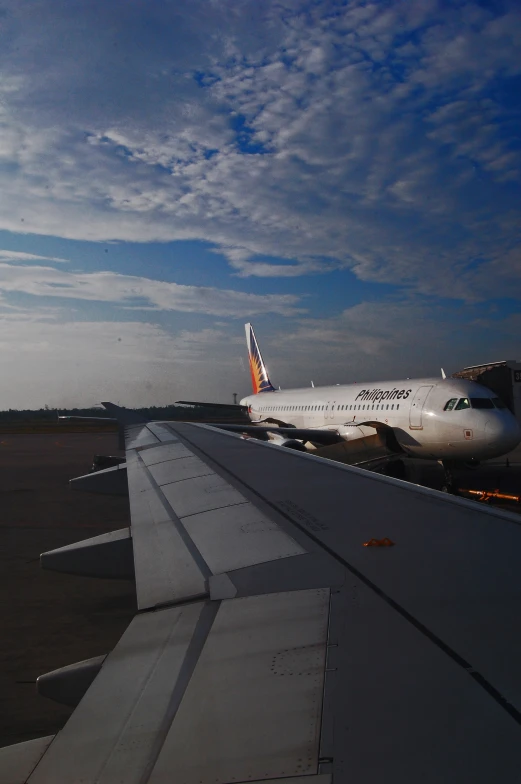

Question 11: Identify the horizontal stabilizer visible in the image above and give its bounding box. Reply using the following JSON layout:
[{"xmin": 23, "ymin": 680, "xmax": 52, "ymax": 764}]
[
  {"xmin": 58, "ymin": 415, "xmax": 117, "ymax": 422},
  {"xmin": 101, "ymin": 401, "xmax": 148, "ymax": 425},
  {"xmin": 70, "ymin": 463, "xmax": 128, "ymax": 496},
  {"xmin": 176, "ymin": 400, "xmax": 248, "ymax": 411},
  {"xmin": 41, "ymin": 528, "xmax": 134, "ymax": 579}
]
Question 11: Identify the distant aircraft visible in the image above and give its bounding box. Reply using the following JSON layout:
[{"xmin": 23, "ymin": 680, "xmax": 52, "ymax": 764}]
[{"xmin": 237, "ymin": 323, "xmax": 521, "ymax": 491}]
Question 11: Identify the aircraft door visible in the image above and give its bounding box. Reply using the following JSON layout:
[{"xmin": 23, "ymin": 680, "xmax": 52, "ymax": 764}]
[{"xmin": 409, "ymin": 385, "xmax": 433, "ymax": 429}]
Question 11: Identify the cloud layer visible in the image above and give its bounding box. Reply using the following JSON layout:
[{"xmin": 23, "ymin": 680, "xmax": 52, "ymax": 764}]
[
  {"xmin": 0, "ymin": 0, "xmax": 519, "ymax": 301},
  {"xmin": 0, "ymin": 263, "xmax": 301, "ymax": 316}
]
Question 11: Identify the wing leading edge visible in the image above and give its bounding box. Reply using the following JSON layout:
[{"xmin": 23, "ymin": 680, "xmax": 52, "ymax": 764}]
[{"xmin": 3, "ymin": 416, "xmax": 521, "ymax": 782}]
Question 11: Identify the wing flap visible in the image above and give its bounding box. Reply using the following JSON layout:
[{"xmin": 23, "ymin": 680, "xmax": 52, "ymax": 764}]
[
  {"xmin": 27, "ymin": 603, "xmax": 205, "ymax": 784},
  {"xmin": 27, "ymin": 591, "xmax": 329, "ymax": 784},
  {"xmin": 149, "ymin": 589, "xmax": 329, "ymax": 784}
]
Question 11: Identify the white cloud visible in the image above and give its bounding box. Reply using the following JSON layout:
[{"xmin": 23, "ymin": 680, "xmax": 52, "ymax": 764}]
[
  {"xmin": 0, "ymin": 296, "xmax": 517, "ymax": 409},
  {"xmin": 0, "ymin": 317, "xmax": 251, "ymax": 408},
  {"xmin": 0, "ymin": 1, "xmax": 518, "ymax": 300},
  {"xmin": 0, "ymin": 249, "xmax": 69, "ymax": 263},
  {"xmin": 0, "ymin": 263, "xmax": 302, "ymax": 316}
]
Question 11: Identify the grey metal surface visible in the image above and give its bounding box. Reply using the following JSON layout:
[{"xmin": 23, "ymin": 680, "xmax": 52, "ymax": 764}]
[
  {"xmin": 146, "ymin": 421, "xmax": 180, "ymax": 441},
  {"xmin": 141, "ymin": 442, "xmax": 192, "ymax": 466},
  {"xmin": 28, "ymin": 603, "xmax": 205, "ymax": 784},
  {"xmin": 182, "ymin": 501, "xmax": 305, "ymax": 573},
  {"xmin": 149, "ymin": 589, "xmax": 329, "ymax": 784},
  {"xmin": 37, "ymin": 655, "xmax": 106, "ymax": 707},
  {"xmin": 328, "ymin": 580, "xmax": 521, "ymax": 782},
  {"xmin": 161, "ymin": 473, "xmax": 247, "ymax": 518},
  {"xmin": 167, "ymin": 422, "xmax": 521, "ymax": 774},
  {"xmin": 126, "ymin": 451, "xmax": 206, "ymax": 609},
  {"xmin": 0, "ymin": 736, "xmax": 54, "ymax": 784},
  {"xmin": 148, "ymin": 455, "xmax": 213, "ymax": 486},
  {"xmin": 41, "ymin": 527, "xmax": 134, "ymax": 579},
  {"xmin": 125, "ymin": 425, "xmax": 160, "ymax": 450}
]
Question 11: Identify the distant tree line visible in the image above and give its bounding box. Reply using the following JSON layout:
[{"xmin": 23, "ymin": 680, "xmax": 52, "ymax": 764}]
[{"xmin": 0, "ymin": 404, "xmax": 246, "ymax": 422}]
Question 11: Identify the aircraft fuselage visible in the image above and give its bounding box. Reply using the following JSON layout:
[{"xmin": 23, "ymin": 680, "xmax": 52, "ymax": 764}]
[{"xmin": 241, "ymin": 377, "xmax": 521, "ymax": 462}]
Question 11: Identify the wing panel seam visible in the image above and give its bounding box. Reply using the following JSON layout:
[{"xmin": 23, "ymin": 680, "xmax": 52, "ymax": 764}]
[{"xmin": 136, "ymin": 451, "xmax": 212, "ymax": 579}]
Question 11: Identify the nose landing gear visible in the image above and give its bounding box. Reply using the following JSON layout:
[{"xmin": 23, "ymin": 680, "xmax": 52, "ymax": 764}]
[
  {"xmin": 439, "ymin": 460, "xmax": 460, "ymax": 495},
  {"xmin": 438, "ymin": 460, "xmax": 461, "ymax": 495}
]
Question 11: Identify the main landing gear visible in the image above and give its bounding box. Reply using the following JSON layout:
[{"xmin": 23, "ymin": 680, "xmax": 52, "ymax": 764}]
[{"xmin": 384, "ymin": 459, "xmax": 406, "ymax": 480}]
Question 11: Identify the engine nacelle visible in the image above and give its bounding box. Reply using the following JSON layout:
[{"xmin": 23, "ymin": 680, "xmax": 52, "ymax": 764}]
[
  {"xmin": 336, "ymin": 423, "xmax": 369, "ymax": 441},
  {"xmin": 267, "ymin": 433, "xmax": 308, "ymax": 452}
]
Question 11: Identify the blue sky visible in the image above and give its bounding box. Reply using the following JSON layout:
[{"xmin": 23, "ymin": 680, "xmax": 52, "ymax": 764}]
[{"xmin": 0, "ymin": 0, "xmax": 519, "ymax": 407}]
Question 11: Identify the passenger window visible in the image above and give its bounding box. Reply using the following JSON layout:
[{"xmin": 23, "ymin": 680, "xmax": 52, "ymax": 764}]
[
  {"xmin": 455, "ymin": 398, "xmax": 470, "ymax": 410},
  {"xmin": 391, "ymin": 404, "xmax": 394, "ymax": 410},
  {"xmin": 397, "ymin": 405, "xmax": 400, "ymax": 410},
  {"xmin": 492, "ymin": 397, "xmax": 507, "ymax": 409},
  {"xmin": 444, "ymin": 399, "xmax": 457, "ymax": 411}
]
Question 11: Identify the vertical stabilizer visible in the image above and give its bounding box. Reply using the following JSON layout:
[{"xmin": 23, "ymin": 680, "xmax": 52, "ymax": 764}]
[{"xmin": 245, "ymin": 323, "xmax": 276, "ymax": 394}]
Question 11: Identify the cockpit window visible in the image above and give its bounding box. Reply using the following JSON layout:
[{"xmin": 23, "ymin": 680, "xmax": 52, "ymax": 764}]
[
  {"xmin": 470, "ymin": 398, "xmax": 494, "ymax": 409},
  {"xmin": 492, "ymin": 397, "xmax": 507, "ymax": 409},
  {"xmin": 444, "ymin": 398, "xmax": 458, "ymax": 411},
  {"xmin": 455, "ymin": 398, "xmax": 470, "ymax": 410}
]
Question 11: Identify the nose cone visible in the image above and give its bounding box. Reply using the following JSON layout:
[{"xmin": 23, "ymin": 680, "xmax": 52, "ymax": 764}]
[{"xmin": 485, "ymin": 414, "xmax": 521, "ymax": 454}]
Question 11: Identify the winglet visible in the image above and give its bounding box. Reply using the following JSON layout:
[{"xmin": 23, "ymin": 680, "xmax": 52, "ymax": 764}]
[
  {"xmin": 245, "ymin": 323, "xmax": 276, "ymax": 394},
  {"xmin": 101, "ymin": 402, "xmax": 148, "ymax": 425},
  {"xmin": 441, "ymin": 368, "xmax": 446, "ymax": 379}
]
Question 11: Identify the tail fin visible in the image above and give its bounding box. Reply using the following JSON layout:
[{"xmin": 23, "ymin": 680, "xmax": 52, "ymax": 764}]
[{"xmin": 245, "ymin": 323, "xmax": 276, "ymax": 394}]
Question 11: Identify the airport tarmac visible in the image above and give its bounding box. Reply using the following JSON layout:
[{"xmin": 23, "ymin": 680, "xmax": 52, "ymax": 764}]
[
  {"xmin": 402, "ymin": 443, "xmax": 521, "ymax": 514},
  {"xmin": 0, "ymin": 432, "xmax": 134, "ymax": 747},
  {"xmin": 1, "ymin": 432, "xmax": 520, "ymax": 749}
]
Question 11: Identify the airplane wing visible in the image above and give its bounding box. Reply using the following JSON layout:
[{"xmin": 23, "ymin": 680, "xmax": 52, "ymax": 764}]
[
  {"xmin": 3, "ymin": 416, "xmax": 521, "ymax": 782},
  {"xmin": 212, "ymin": 422, "xmax": 345, "ymax": 445}
]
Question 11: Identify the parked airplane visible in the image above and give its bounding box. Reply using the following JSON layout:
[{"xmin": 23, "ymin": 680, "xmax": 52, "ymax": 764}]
[{"xmin": 238, "ymin": 323, "xmax": 521, "ymax": 490}]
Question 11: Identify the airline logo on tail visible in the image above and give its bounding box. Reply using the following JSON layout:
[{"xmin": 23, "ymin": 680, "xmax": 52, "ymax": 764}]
[{"xmin": 245, "ymin": 323, "xmax": 276, "ymax": 394}]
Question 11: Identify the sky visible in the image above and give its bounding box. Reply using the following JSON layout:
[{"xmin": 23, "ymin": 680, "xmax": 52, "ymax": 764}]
[{"xmin": 0, "ymin": 0, "xmax": 520, "ymax": 408}]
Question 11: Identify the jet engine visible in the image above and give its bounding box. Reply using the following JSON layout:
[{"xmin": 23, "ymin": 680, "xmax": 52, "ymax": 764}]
[{"xmin": 267, "ymin": 432, "xmax": 308, "ymax": 452}]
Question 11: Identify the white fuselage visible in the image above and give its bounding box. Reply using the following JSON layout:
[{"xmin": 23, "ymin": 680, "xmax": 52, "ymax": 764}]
[{"xmin": 241, "ymin": 377, "xmax": 521, "ymax": 462}]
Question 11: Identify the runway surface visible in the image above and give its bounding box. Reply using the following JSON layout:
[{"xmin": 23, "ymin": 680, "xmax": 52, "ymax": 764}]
[
  {"xmin": 1, "ymin": 432, "xmax": 520, "ymax": 749},
  {"xmin": 0, "ymin": 433, "xmax": 134, "ymax": 747}
]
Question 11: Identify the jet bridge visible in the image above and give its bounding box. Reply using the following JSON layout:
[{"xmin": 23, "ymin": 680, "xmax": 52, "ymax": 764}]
[{"xmin": 453, "ymin": 359, "xmax": 521, "ymax": 424}]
